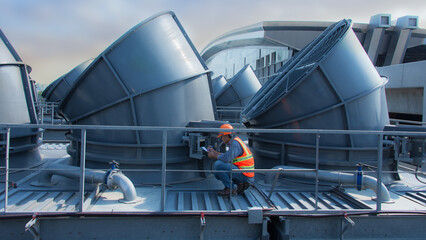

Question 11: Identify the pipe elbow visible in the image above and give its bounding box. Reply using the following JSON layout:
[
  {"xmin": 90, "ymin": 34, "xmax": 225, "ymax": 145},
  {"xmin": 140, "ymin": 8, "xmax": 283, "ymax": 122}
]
[
  {"xmin": 107, "ymin": 173, "xmax": 139, "ymax": 203},
  {"xmin": 362, "ymin": 175, "xmax": 392, "ymax": 203}
]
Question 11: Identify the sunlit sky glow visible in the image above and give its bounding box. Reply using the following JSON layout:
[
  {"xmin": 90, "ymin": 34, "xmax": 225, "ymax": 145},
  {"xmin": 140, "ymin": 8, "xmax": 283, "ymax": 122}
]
[{"xmin": 1, "ymin": 0, "xmax": 425, "ymax": 85}]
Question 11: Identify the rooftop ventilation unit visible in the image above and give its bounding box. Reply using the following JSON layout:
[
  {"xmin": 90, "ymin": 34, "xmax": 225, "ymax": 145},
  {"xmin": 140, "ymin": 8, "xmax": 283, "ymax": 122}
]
[
  {"xmin": 369, "ymin": 14, "xmax": 391, "ymax": 28},
  {"xmin": 212, "ymin": 75, "xmax": 227, "ymax": 98},
  {"xmin": 215, "ymin": 64, "xmax": 261, "ymax": 107},
  {"xmin": 396, "ymin": 15, "xmax": 419, "ymax": 29},
  {"xmin": 42, "ymin": 59, "xmax": 93, "ymax": 104},
  {"xmin": 242, "ymin": 20, "xmax": 392, "ymax": 180},
  {"xmin": 58, "ymin": 12, "xmax": 215, "ymax": 184},
  {"xmin": 0, "ymin": 28, "xmax": 42, "ymax": 169}
]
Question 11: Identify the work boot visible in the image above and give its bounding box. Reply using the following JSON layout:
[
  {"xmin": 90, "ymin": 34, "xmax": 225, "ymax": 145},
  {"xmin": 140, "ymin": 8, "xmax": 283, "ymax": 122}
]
[
  {"xmin": 217, "ymin": 187, "xmax": 237, "ymax": 196},
  {"xmin": 237, "ymin": 182, "xmax": 251, "ymax": 194}
]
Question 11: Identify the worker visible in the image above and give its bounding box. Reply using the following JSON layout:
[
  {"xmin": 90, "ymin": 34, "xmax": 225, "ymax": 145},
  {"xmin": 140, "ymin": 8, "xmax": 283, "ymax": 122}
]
[{"xmin": 207, "ymin": 124, "xmax": 254, "ymax": 196}]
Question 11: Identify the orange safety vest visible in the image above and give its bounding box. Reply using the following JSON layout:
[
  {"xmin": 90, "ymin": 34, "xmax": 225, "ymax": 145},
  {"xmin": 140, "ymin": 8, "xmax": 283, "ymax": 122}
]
[{"xmin": 232, "ymin": 137, "xmax": 255, "ymax": 178}]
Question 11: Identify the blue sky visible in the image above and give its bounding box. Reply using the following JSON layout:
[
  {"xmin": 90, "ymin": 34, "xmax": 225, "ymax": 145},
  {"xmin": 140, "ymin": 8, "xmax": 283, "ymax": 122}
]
[{"xmin": 1, "ymin": 0, "xmax": 425, "ymax": 85}]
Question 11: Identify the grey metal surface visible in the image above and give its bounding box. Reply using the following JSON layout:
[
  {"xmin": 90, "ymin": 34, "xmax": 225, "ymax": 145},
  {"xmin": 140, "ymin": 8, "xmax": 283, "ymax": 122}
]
[
  {"xmin": 215, "ymin": 64, "xmax": 261, "ymax": 108},
  {"xmin": 164, "ymin": 188, "xmax": 369, "ymax": 212},
  {"xmin": 0, "ymin": 28, "xmax": 42, "ymax": 168},
  {"xmin": 211, "ymin": 75, "xmax": 227, "ymax": 98},
  {"xmin": 242, "ymin": 20, "xmax": 391, "ymax": 173},
  {"xmin": 57, "ymin": 12, "xmax": 215, "ymax": 184},
  {"xmin": 42, "ymin": 59, "xmax": 93, "ymax": 103},
  {"xmin": 0, "ymin": 188, "xmax": 95, "ymax": 212},
  {"xmin": 1, "ymin": 132, "xmax": 426, "ymax": 239}
]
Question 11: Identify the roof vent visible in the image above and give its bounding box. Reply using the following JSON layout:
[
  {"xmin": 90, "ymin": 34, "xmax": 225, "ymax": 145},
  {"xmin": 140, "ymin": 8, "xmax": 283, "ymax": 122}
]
[
  {"xmin": 242, "ymin": 20, "xmax": 392, "ymax": 180},
  {"xmin": 0, "ymin": 28, "xmax": 42, "ymax": 168},
  {"xmin": 369, "ymin": 14, "xmax": 391, "ymax": 28},
  {"xmin": 396, "ymin": 15, "xmax": 419, "ymax": 29},
  {"xmin": 57, "ymin": 12, "xmax": 215, "ymax": 184}
]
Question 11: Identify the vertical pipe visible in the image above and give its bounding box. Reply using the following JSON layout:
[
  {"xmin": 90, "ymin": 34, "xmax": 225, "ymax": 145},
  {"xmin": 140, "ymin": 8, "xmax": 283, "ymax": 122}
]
[
  {"xmin": 280, "ymin": 144, "xmax": 285, "ymax": 165},
  {"xmin": 40, "ymin": 105, "xmax": 44, "ymax": 140},
  {"xmin": 51, "ymin": 102, "xmax": 54, "ymax": 124},
  {"xmin": 376, "ymin": 133, "xmax": 383, "ymax": 211},
  {"xmin": 4, "ymin": 128, "xmax": 10, "ymax": 213},
  {"xmin": 314, "ymin": 132, "xmax": 320, "ymax": 211},
  {"xmin": 161, "ymin": 130, "xmax": 167, "ymax": 212},
  {"xmin": 79, "ymin": 129, "xmax": 87, "ymax": 212}
]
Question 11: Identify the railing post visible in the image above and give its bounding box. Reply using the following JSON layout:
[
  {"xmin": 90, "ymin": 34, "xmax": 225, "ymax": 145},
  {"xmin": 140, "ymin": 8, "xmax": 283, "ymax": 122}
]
[
  {"xmin": 4, "ymin": 128, "xmax": 10, "ymax": 213},
  {"xmin": 40, "ymin": 105, "xmax": 44, "ymax": 140},
  {"xmin": 51, "ymin": 102, "xmax": 54, "ymax": 124},
  {"xmin": 79, "ymin": 129, "xmax": 87, "ymax": 212},
  {"xmin": 315, "ymin": 132, "xmax": 320, "ymax": 211},
  {"xmin": 161, "ymin": 130, "xmax": 167, "ymax": 212},
  {"xmin": 280, "ymin": 143, "xmax": 287, "ymax": 165},
  {"xmin": 376, "ymin": 133, "xmax": 383, "ymax": 211}
]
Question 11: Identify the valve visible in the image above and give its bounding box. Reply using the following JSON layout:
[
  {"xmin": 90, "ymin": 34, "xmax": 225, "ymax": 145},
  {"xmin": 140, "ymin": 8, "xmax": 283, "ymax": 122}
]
[
  {"xmin": 105, "ymin": 160, "xmax": 120, "ymax": 190},
  {"xmin": 356, "ymin": 164, "xmax": 363, "ymax": 191},
  {"xmin": 109, "ymin": 160, "xmax": 120, "ymax": 169}
]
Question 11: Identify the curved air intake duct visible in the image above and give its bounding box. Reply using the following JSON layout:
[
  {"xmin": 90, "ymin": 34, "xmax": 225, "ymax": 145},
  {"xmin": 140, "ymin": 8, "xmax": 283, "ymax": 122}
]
[
  {"xmin": 58, "ymin": 12, "xmax": 216, "ymax": 184},
  {"xmin": 212, "ymin": 75, "xmax": 227, "ymax": 98},
  {"xmin": 242, "ymin": 20, "xmax": 392, "ymax": 179},
  {"xmin": 0, "ymin": 28, "xmax": 42, "ymax": 168},
  {"xmin": 215, "ymin": 64, "xmax": 261, "ymax": 108},
  {"xmin": 42, "ymin": 59, "xmax": 93, "ymax": 104}
]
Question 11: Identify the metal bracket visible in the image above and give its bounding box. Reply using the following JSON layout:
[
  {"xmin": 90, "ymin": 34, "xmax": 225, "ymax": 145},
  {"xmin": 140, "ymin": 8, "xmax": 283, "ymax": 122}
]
[
  {"xmin": 341, "ymin": 213, "xmax": 355, "ymax": 239},
  {"xmin": 200, "ymin": 212, "xmax": 206, "ymax": 240},
  {"xmin": 25, "ymin": 214, "xmax": 40, "ymax": 240},
  {"xmin": 261, "ymin": 217, "xmax": 270, "ymax": 240},
  {"xmin": 188, "ymin": 133, "xmax": 207, "ymax": 160},
  {"xmin": 248, "ymin": 207, "xmax": 264, "ymax": 224}
]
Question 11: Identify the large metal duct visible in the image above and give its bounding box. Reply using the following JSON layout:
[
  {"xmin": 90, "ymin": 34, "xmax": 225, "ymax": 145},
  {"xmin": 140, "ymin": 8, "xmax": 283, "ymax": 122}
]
[
  {"xmin": 215, "ymin": 64, "xmax": 261, "ymax": 108},
  {"xmin": 242, "ymin": 20, "xmax": 392, "ymax": 179},
  {"xmin": 42, "ymin": 59, "xmax": 93, "ymax": 103},
  {"xmin": 212, "ymin": 75, "xmax": 227, "ymax": 98},
  {"xmin": 0, "ymin": 28, "xmax": 42, "ymax": 168},
  {"xmin": 58, "ymin": 12, "xmax": 216, "ymax": 184}
]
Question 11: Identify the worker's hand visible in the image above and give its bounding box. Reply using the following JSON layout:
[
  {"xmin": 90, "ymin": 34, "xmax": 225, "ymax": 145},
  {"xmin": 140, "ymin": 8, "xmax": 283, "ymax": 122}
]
[{"xmin": 207, "ymin": 147, "xmax": 219, "ymax": 159}]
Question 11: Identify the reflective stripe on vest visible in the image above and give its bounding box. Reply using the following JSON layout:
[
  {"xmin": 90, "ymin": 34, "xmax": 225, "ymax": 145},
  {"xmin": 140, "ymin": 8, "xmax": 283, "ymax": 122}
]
[{"xmin": 232, "ymin": 137, "xmax": 254, "ymax": 178}]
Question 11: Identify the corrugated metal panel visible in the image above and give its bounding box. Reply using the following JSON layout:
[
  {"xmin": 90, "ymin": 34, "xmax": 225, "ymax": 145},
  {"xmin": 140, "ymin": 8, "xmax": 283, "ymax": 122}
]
[
  {"xmin": 268, "ymin": 191, "xmax": 368, "ymax": 210},
  {"xmin": 402, "ymin": 191, "xmax": 426, "ymax": 206},
  {"xmin": 165, "ymin": 189, "xmax": 272, "ymax": 212},
  {"xmin": 0, "ymin": 189, "xmax": 95, "ymax": 212},
  {"xmin": 165, "ymin": 188, "xmax": 370, "ymax": 211}
]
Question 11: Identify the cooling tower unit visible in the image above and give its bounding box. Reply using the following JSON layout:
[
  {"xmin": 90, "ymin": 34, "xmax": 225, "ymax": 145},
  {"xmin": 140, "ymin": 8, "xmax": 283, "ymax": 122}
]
[
  {"xmin": 58, "ymin": 12, "xmax": 216, "ymax": 184},
  {"xmin": 212, "ymin": 75, "xmax": 227, "ymax": 98},
  {"xmin": 42, "ymin": 59, "xmax": 93, "ymax": 104},
  {"xmin": 215, "ymin": 64, "xmax": 261, "ymax": 108},
  {"xmin": 242, "ymin": 20, "xmax": 392, "ymax": 178},
  {"xmin": 0, "ymin": 28, "xmax": 42, "ymax": 169},
  {"xmin": 215, "ymin": 65, "xmax": 261, "ymax": 121}
]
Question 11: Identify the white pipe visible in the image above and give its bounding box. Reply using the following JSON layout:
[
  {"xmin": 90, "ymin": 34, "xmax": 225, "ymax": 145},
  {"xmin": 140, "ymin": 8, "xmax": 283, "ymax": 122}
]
[
  {"xmin": 266, "ymin": 165, "xmax": 391, "ymax": 202},
  {"xmin": 34, "ymin": 163, "xmax": 138, "ymax": 203}
]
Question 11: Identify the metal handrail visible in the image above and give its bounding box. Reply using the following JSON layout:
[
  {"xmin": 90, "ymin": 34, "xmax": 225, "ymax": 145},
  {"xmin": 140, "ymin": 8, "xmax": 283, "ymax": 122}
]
[
  {"xmin": 1, "ymin": 123, "xmax": 425, "ymax": 214},
  {"xmin": 390, "ymin": 118, "xmax": 426, "ymax": 126}
]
